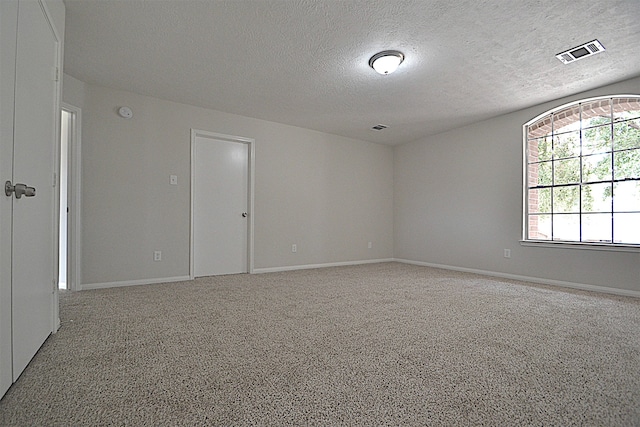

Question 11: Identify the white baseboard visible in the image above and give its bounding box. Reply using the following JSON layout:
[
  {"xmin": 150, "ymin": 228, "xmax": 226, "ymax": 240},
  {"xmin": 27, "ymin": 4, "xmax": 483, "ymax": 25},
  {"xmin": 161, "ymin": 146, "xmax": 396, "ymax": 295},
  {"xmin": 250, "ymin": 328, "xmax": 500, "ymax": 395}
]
[
  {"xmin": 253, "ymin": 258, "xmax": 395, "ymax": 274},
  {"xmin": 80, "ymin": 276, "xmax": 191, "ymax": 291},
  {"xmin": 77, "ymin": 261, "xmax": 638, "ymax": 298},
  {"xmin": 394, "ymin": 258, "xmax": 640, "ymax": 298}
]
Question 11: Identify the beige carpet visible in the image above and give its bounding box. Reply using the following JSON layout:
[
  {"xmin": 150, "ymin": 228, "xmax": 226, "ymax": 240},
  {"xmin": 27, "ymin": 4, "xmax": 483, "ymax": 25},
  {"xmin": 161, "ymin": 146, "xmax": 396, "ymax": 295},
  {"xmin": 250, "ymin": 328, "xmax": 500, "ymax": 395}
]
[{"xmin": 1, "ymin": 262, "xmax": 639, "ymax": 426}]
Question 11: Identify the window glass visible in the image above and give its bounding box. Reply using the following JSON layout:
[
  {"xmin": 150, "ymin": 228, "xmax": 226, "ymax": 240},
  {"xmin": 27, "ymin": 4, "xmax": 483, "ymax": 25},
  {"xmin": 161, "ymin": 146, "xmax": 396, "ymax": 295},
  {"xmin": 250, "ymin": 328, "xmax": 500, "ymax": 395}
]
[
  {"xmin": 613, "ymin": 181, "xmax": 640, "ymax": 212},
  {"xmin": 582, "ymin": 183, "xmax": 612, "ymax": 213},
  {"xmin": 613, "ymin": 149, "xmax": 640, "ymax": 180},
  {"xmin": 528, "ymin": 136, "xmax": 553, "ymax": 162},
  {"xmin": 553, "ymin": 214, "xmax": 580, "ymax": 241},
  {"xmin": 582, "ymin": 153, "xmax": 612, "ymax": 183},
  {"xmin": 582, "ymin": 125, "xmax": 611, "ymax": 155},
  {"xmin": 582, "ymin": 213, "xmax": 612, "ymax": 243},
  {"xmin": 553, "ymin": 158, "xmax": 580, "ymax": 185},
  {"xmin": 617, "ymin": 102, "xmax": 640, "ymax": 121},
  {"xmin": 528, "ymin": 214, "xmax": 551, "ymax": 240},
  {"xmin": 581, "ymin": 99, "xmax": 611, "ymax": 128},
  {"xmin": 553, "ymin": 186, "xmax": 580, "ymax": 213},
  {"xmin": 530, "ymin": 161, "xmax": 552, "ymax": 186},
  {"xmin": 527, "ymin": 117, "xmax": 552, "ymax": 141},
  {"xmin": 528, "ymin": 188, "xmax": 551, "ymax": 214},
  {"xmin": 613, "ymin": 121, "xmax": 640, "ymax": 151},
  {"xmin": 554, "ymin": 131, "xmax": 580, "ymax": 158},
  {"xmin": 614, "ymin": 213, "xmax": 640, "ymax": 244},
  {"xmin": 554, "ymin": 105, "xmax": 580, "ymax": 134},
  {"xmin": 524, "ymin": 96, "xmax": 640, "ymax": 246}
]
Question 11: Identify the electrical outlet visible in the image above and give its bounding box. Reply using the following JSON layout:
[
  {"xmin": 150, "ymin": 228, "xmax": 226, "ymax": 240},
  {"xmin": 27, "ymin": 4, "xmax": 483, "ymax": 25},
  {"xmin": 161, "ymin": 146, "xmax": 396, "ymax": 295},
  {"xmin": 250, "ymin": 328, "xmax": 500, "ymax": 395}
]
[
  {"xmin": 154, "ymin": 251, "xmax": 162, "ymax": 261},
  {"xmin": 503, "ymin": 249, "xmax": 511, "ymax": 259},
  {"xmin": 368, "ymin": 242, "xmax": 372, "ymax": 249},
  {"xmin": 291, "ymin": 244, "xmax": 297, "ymax": 253}
]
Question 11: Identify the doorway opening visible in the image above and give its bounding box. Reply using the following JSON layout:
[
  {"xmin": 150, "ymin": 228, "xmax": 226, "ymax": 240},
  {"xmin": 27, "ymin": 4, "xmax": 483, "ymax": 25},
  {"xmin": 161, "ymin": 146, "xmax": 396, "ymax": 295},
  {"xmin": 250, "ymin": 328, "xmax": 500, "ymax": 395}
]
[
  {"xmin": 58, "ymin": 109, "xmax": 71, "ymax": 289},
  {"xmin": 58, "ymin": 104, "xmax": 81, "ymax": 290}
]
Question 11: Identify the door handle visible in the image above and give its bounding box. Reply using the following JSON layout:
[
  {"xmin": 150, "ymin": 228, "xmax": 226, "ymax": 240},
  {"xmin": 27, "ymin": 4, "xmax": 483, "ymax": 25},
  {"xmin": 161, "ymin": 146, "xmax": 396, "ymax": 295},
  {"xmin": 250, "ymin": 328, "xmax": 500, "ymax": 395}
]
[
  {"xmin": 5, "ymin": 181, "xmax": 36, "ymax": 199},
  {"xmin": 242, "ymin": 212, "xmax": 248, "ymax": 218}
]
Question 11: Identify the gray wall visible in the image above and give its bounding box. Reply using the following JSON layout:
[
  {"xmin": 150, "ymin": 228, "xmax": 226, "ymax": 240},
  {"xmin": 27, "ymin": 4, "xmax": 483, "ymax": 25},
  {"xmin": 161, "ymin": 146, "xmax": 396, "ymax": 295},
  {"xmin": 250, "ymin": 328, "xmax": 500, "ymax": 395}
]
[
  {"xmin": 75, "ymin": 83, "xmax": 394, "ymax": 286},
  {"xmin": 394, "ymin": 76, "xmax": 640, "ymax": 292},
  {"xmin": 66, "ymin": 74, "xmax": 639, "ymax": 293},
  {"xmin": 62, "ymin": 74, "xmax": 85, "ymax": 108}
]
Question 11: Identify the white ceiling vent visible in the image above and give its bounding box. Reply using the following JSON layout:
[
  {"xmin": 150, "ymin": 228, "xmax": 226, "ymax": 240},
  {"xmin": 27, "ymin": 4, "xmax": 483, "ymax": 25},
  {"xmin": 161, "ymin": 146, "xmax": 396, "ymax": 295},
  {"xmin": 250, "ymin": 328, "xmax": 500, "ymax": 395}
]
[
  {"xmin": 556, "ymin": 40, "xmax": 605, "ymax": 64},
  {"xmin": 372, "ymin": 124, "xmax": 388, "ymax": 131}
]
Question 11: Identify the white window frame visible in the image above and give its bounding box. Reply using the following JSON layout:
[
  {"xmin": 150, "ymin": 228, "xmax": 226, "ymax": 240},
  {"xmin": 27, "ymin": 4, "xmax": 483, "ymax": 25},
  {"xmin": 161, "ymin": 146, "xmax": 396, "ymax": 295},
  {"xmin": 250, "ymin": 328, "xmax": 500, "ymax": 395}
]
[{"xmin": 522, "ymin": 95, "xmax": 640, "ymax": 253}]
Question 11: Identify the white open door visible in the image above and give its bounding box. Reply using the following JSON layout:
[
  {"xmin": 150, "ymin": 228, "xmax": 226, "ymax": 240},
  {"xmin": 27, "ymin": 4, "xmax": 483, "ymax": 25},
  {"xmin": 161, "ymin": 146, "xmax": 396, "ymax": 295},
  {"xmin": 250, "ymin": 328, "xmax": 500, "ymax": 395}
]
[
  {"xmin": 1, "ymin": 0, "xmax": 60, "ymax": 395},
  {"xmin": 0, "ymin": 0, "xmax": 19, "ymax": 398},
  {"xmin": 191, "ymin": 131, "xmax": 254, "ymax": 277}
]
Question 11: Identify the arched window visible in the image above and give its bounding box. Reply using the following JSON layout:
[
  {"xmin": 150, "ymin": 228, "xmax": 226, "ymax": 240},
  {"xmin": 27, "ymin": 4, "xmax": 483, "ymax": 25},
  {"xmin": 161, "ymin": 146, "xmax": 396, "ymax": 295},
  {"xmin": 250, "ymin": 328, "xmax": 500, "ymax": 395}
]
[{"xmin": 524, "ymin": 95, "xmax": 640, "ymax": 247}]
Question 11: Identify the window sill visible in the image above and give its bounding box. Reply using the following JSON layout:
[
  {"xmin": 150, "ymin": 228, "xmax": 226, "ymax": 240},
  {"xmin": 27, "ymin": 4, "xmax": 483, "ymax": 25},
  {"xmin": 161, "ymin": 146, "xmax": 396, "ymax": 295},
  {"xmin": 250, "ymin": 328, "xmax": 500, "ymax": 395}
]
[{"xmin": 520, "ymin": 240, "xmax": 640, "ymax": 253}]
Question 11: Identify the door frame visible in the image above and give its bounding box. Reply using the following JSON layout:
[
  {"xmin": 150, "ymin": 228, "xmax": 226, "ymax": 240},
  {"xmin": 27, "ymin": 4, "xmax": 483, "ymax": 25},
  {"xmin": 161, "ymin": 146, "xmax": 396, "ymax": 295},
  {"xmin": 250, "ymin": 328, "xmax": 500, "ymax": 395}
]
[
  {"xmin": 190, "ymin": 129, "xmax": 255, "ymax": 278},
  {"xmin": 48, "ymin": 0, "xmax": 63, "ymax": 334},
  {"xmin": 60, "ymin": 102, "xmax": 82, "ymax": 292}
]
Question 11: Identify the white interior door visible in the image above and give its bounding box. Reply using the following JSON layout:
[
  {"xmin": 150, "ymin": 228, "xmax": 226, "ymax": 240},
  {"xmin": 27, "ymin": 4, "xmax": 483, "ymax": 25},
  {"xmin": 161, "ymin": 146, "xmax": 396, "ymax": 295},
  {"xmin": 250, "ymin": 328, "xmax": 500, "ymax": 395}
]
[
  {"xmin": 193, "ymin": 134, "xmax": 249, "ymax": 277},
  {"xmin": 0, "ymin": 0, "xmax": 19, "ymax": 398},
  {"xmin": 10, "ymin": 0, "xmax": 59, "ymax": 380}
]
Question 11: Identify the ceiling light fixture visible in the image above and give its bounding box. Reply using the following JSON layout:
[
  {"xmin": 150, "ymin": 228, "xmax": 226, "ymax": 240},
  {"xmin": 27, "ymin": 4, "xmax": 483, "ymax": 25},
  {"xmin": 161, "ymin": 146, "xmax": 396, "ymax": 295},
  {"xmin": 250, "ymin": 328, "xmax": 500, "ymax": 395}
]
[{"xmin": 369, "ymin": 50, "xmax": 404, "ymax": 75}]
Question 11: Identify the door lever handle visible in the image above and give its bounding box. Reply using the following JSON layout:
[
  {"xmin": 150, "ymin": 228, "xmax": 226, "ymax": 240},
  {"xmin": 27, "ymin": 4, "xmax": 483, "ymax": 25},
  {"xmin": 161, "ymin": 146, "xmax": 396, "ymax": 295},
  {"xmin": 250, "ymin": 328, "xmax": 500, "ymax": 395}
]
[{"xmin": 5, "ymin": 181, "xmax": 36, "ymax": 199}]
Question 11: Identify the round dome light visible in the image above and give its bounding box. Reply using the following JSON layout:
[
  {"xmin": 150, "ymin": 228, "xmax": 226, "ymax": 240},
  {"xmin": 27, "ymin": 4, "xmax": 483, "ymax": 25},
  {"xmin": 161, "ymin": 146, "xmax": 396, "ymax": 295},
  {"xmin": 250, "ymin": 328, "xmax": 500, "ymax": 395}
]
[{"xmin": 369, "ymin": 50, "xmax": 404, "ymax": 75}]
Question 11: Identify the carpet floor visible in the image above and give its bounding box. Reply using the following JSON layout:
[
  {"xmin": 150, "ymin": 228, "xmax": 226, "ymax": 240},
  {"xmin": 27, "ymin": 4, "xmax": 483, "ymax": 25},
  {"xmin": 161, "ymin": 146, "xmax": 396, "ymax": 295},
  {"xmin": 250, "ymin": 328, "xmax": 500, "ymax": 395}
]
[{"xmin": 0, "ymin": 262, "xmax": 639, "ymax": 426}]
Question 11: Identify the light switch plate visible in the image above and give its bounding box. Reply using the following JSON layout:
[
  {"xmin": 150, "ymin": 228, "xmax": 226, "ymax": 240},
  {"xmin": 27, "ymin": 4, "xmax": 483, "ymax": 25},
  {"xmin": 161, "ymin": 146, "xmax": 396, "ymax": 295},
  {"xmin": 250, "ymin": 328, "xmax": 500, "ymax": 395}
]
[{"xmin": 170, "ymin": 175, "xmax": 178, "ymax": 185}]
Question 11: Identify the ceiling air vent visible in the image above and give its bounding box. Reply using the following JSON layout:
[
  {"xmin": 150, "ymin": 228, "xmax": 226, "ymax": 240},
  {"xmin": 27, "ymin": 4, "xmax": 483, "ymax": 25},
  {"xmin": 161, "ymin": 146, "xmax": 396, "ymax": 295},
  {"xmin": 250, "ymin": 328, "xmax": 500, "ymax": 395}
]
[
  {"xmin": 372, "ymin": 124, "xmax": 388, "ymax": 131},
  {"xmin": 556, "ymin": 39, "xmax": 605, "ymax": 64}
]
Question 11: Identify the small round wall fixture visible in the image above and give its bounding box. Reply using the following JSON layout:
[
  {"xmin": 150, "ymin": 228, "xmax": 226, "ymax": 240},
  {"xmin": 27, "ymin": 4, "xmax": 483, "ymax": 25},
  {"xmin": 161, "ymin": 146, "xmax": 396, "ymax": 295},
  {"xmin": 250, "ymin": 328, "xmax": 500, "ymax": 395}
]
[
  {"xmin": 369, "ymin": 50, "xmax": 404, "ymax": 75},
  {"xmin": 118, "ymin": 106, "xmax": 133, "ymax": 119}
]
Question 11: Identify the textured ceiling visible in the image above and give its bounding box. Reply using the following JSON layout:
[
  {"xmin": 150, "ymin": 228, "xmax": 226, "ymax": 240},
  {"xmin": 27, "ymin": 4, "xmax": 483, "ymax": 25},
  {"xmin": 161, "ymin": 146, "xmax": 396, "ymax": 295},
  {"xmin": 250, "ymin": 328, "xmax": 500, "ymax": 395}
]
[{"xmin": 63, "ymin": 0, "xmax": 640, "ymax": 145}]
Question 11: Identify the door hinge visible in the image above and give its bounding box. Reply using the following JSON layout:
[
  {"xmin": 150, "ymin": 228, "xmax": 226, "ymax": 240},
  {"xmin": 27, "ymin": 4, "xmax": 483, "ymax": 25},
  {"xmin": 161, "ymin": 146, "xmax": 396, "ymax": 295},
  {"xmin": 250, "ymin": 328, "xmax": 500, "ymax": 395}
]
[
  {"xmin": 53, "ymin": 172, "xmax": 57, "ymax": 187},
  {"xmin": 53, "ymin": 67, "xmax": 59, "ymax": 82}
]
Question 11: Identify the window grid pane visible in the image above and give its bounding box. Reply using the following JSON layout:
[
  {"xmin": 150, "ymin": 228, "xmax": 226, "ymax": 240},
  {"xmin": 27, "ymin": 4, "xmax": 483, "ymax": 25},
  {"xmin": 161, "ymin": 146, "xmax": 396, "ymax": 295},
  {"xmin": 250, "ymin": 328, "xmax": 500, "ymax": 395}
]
[
  {"xmin": 553, "ymin": 158, "xmax": 580, "ymax": 185},
  {"xmin": 613, "ymin": 148, "xmax": 640, "ymax": 180},
  {"xmin": 528, "ymin": 188, "xmax": 551, "ymax": 214},
  {"xmin": 582, "ymin": 153, "xmax": 612, "ymax": 183},
  {"xmin": 614, "ymin": 213, "xmax": 640, "ymax": 244},
  {"xmin": 554, "ymin": 131, "xmax": 580, "ymax": 159},
  {"xmin": 582, "ymin": 213, "xmax": 612, "ymax": 243},
  {"xmin": 527, "ymin": 136, "xmax": 553, "ymax": 162},
  {"xmin": 581, "ymin": 99, "xmax": 612, "ymax": 128},
  {"xmin": 581, "ymin": 183, "xmax": 612, "ymax": 213},
  {"xmin": 527, "ymin": 214, "xmax": 551, "ymax": 240},
  {"xmin": 582, "ymin": 124, "xmax": 612, "ymax": 155},
  {"xmin": 613, "ymin": 121, "xmax": 640, "ymax": 151},
  {"xmin": 553, "ymin": 185, "xmax": 580, "ymax": 213},
  {"xmin": 553, "ymin": 213, "xmax": 580, "ymax": 242},
  {"xmin": 613, "ymin": 181, "xmax": 640, "ymax": 212}
]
